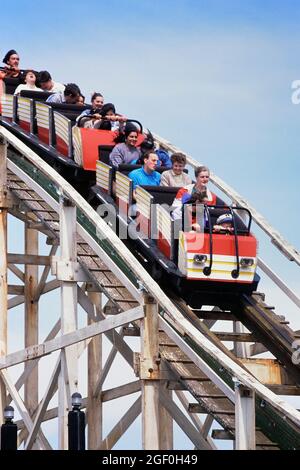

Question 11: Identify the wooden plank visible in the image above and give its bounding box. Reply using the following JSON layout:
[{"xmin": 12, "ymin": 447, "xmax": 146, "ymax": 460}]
[
  {"xmin": 0, "ymin": 306, "xmax": 144, "ymax": 370},
  {"xmin": 24, "ymin": 224, "xmax": 39, "ymax": 423},
  {"xmin": 101, "ymin": 380, "xmax": 141, "ymax": 402},
  {"xmin": 8, "ymin": 253, "xmax": 50, "ymax": 265},
  {"xmin": 87, "ymin": 291, "xmax": 102, "ymax": 449}
]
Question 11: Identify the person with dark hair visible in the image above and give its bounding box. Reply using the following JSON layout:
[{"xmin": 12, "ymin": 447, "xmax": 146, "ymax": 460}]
[
  {"xmin": 76, "ymin": 92, "xmax": 104, "ymax": 126},
  {"xmin": 160, "ymin": 152, "xmax": 192, "ymax": 187},
  {"xmin": 85, "ymin": 102, "xmax": 127, "ymax": 131},
  {"xmin": 1, "ymin": 49, "xmax": 21, "ymax": 79},
  {"xmin": 46, "ymin": 83, "xmax": 81, "ymax": 104},
  {"xmin": 14, "ymin": 70, "xmax": 42, "ymax": 95},
  {"xmin": 38, "ymin": 70, "xmax": 65, "ymax": 93},
  {"xmin": 128, "ymin": 151, "xmax": 161, "ymax": 193},
  {"xmin": 77, "ymin": 94, "xmax": 85, "ymax": 105},
  {"xmin": 109, "ymin": 125, "xmax": 141, "ymax": 168},
  {"xmin": 138, "ymin": 130, "xmax": 171, "ymax": 168}
]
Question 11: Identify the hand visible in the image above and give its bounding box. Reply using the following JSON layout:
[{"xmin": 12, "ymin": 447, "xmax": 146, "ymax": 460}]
[
  {"xmin": 92, "ymin": 113, "xmax": 101, "ymax": 120},
  {"xmin": 191, "ymin": 223, "xmax": 201, "ymax": 232},
  {"xmin": 118, "ymin": 115, "xmax": 127, "ymax": 122}
]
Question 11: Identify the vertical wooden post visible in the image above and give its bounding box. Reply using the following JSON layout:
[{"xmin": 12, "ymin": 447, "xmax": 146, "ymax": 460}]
[
  {"xmin": 140, "ymin": 293, "xmax": 160, "ymax": 449},
  {"xmin": 159, "ymin": 386, "xmax": 173, "ymax": 449},
  {"xmin": 24, "ymin": 224, "xmax": 39, "ymax": 418},
  {"xmin": 235, "ymin": 383, "xmax": 256, "ymax": 450},
  {"xmin": 58, "ymin": 196, "xmax": 78, "ymax": 449},
  {"xmin": 233, "ymin": 321, "xmax": 250, "ymax": 358},
  {"xmin": 87, "ymin": 287, "xmax": 102, "ymax": 449},
  {"xmin": 0, "ymin": 137, "xmax": 8, "ymax": 422}
]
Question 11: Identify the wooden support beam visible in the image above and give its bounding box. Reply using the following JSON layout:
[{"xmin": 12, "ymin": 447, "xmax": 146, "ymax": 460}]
[
  {"xmin": 8, "ymin": 263, "xmax": 25, "ymax": 282},
  {"xmin": 215, "ymin": 332, "xmax": 256, "ymax": 342},
  {"xmin": 34, "ymin": 245, "xmax": 58, "ymax": 302},
  {"xmin": 0, "ymin": 369, "xmax": 49, "ymax": 450},
  {"xmin": 0, "ymin": 306, "xmax": 144, "ymax": 370},
  {"xmin": 235, "ymin": 383, "xmax": 255, "ymax": 450},
  {"xmin": 211, "ymin": 429, "xmax": 233, "ymax": 440},
  {"xmin": 87, "ymin": 290, "xmax": 102, "ymax": 449},
  {"xmin": 8, "ymin": 253, "xmax": 50, "ymax": 265},
  {"xmin": 24, "ymin": 223, "xmax": 39, "ymax": 425},
  {"xmin": 25, "ymin": 356, "xmax": 61, "ymax": 449},
  {"xmin": 101, "ymin": 380, "xmax": 141, "ymax": 403},
  {"xmin": 175, "ymin": 390, "xmax": 216, "ymax": 449},
  {"xmin": 159, "ymin": 386, "xmax": 173, "ymax": 449},
  {"xmin": 188, "ymin": 403, "xmax": 234, "ymax": 415},
  {"xmin": 141, "ymin": 294, "xmax": 160, "ymax": 450},
  {"xmin": 98, "ymin": 396, "xmax": 141, "ymax": 450},
  {"xmin": 159, "ymin": 390, "xmax": 211, "ymax": 450},
  {"xmin": 193, "ymin": 310, "xmax": 234, "ymax": 321},
  {"xmin": 8, "ymin": 285, "xmax": 24, "ymax": 295}
]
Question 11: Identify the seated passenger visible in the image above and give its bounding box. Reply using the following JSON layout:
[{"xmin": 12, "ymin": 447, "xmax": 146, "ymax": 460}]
[
  {"xmin": 182, "ymin": 189, "xmax": 209, "ymax": 232},
  {"xmin": 137, "ymin": 130, "xmax": 171, "ymax": 168},
  {"xmin": 82, "ymin": 102, "xmax": 126, "ymax": 131},
  {"xmin": 172, "ymin": 165, "xmax": 216, "ymax": 217},
  {"xmin": 46, "ymin": 83, "xmax": 81, "ymax": 104},
  {"xmin": 213, "ymin": 213, "xmax": 234, "ymax": 233},
  {"xmin": 109, "ymin": 124, "xmax": 141, "ymax": 168},
  {"xmin": 76, "ymin": 92, "xmax": 104, "ymax": 126},
  {"xmin": 38, "ymin": 71, "xmax": 65, "ymax": 93},
  {"xmin": 14, "ymin": 70, "xmax": 42, "ymax": 95},
  {"xmin": 160, "ymin": 152, "xmax": 192, "ymax": 187},
  {"xmin": 128, "ymin": 151, "xmax": 161, "ymax": 196},
  {"xmin": 1, "ymin": 49, "xmax": 22, "ymax": 80},
  {"xmin": 77, "ymin": 94, "xmax": 85, "ymax": 105}
]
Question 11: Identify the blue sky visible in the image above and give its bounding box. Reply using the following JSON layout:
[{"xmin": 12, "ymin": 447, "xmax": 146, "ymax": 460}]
[
  {"xmin": 2, "ymin": 0, "xmax": 300, "ymax": 449},
  {"xmin": 2, "ymin": 0, "xmax": 299, "ymax": 242}
]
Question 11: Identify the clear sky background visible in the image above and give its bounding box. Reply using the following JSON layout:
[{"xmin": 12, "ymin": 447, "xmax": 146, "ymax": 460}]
[{"xmin": 2, "ymin": 0, "xmax": 300, "ymax": 449}]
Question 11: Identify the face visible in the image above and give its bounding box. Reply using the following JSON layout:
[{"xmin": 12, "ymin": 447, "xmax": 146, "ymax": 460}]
[
  {"xmin": 144, "ymin": 153, "xmax": 158, "ymax": 172},
  {"xmin": 77, "ymin": 96, "xmax": 85, "ymax": 105},
  {"xmin": 196, "ymin": 170, "xmax": 210, "ymax": 187},
  {"xmin": 65, "ymin": 94, "xmax": 79, "ymax": 104},
  {"xmin": 126, "ymin": 131, "xmax": 138, "ymax": 147},
  {"xmin": 25, "ymin": 72, "xmax": 36, "ymax": 85},
  {"xmin": 40, "ymin": 80, "xmax": 52, "ymax": 91},
  {"xmin": 105, "ymin": 110, "xmax": 115, "ymax": 118},
  {"xmin": 93, "ymin": 96, "xmax": 104, "ymax": 108},
  {"xmin": 8, "ymin": 54, "xmax": 19, "ymax": 68},
  {"xmin": 221, "ymin": 222, "xmax": 232, "ymax": 230},
  {"xmin": 172, "ymin": 162, "xmax": 185, "ymax": 175}
]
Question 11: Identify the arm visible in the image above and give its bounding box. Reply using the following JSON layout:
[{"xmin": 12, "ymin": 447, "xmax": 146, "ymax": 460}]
[
  {"xmin": 160, "ymin": 171, "xmax": 169, "ymax": 187},
  {"xmin": 109, "ymin": 144, "xmax": 124, "ymax": 168}
]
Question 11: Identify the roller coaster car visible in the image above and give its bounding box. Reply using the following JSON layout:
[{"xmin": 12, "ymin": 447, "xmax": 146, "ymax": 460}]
[
  {"xmin": 0, "ymin": 92, "xmax": 259, "ymax": 308},
  {"xmin": 90, "ymin": 161, "xmax": 260, "ymax": 308}
]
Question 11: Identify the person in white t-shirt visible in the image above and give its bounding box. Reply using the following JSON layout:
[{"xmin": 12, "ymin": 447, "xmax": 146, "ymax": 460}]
[
  {"xmin": 14, "ymin": 70, "xmax": 43, "ymax": 95},
  {"xmin": 37, "ymin": 70, "xmax": 65, "ymax": 93}
]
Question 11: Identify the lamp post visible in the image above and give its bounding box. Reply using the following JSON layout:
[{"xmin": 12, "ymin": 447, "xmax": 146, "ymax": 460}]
[
  {"xmin": 1, "ymin": 406, "xmax": 17, "ymax": 450},
  {"xmin": 68, "ymin": 393, "xmax": 85, "ymax": 450}
]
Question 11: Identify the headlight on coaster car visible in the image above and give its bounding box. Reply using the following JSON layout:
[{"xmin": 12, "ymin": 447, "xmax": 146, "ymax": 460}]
[
  {"xmin": 193, "ymin": 254, "xmax": 207, "ymax": 265},
  {"xmin": 240, "ymin": 258, "xmax": 254, "ymax": 268}
]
